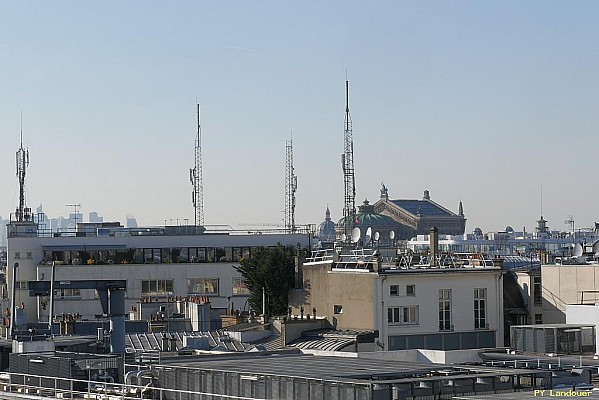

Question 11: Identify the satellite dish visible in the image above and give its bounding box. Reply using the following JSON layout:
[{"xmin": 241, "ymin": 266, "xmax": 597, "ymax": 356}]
[
  {"xmin": 351, "ymin": 227, "xmax": 361, "ymax": 243},
  {"xmin": 593, "ymin": 241, "xmax": 599, "ymax": 254},
  {"xmin": 390, "ymin": 231, "xmax": 395, "ymax": 240},
  {"xmin": 341, "ymin": 233, "xmax": 346, "ymax": 242},
  {"xmin": 374, "ymin": 231, "xmax": 380, "ymax": 241},
  {"xmin": 574, "ymin": 243, "xmax": 583, "ymax": 257},
  {"xmin": 365, "ymin": 227, "xmax": 372, "ymax": 244}
]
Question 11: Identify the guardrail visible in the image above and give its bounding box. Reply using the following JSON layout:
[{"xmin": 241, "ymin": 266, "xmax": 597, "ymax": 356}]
[{"xmin": 0, "ymin": 372, "xmax": 267, "ymax": 400}]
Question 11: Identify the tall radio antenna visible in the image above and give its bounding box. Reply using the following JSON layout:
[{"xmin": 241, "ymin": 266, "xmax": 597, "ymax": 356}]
[
  {"xmin": 190, "ymin": 103, "xmax": 205, "ymax": 227},
  {"xmin": 285, "ymin": 134, "xmax": 297, "ymax": 233},
  {"xmin": 15, "ymin": 112, "xmax": 30, "ymax": 222},
  {"xmin": 341, "ymin": 80, "xmax": 356, "ymax": 242}
]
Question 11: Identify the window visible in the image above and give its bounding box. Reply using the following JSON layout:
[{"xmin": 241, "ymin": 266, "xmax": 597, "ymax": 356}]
[
  {"xmin": 388, "ymin": 307, "xmax": 400, "ymax": 323},
  {"xmin": 26, "ymin": 252, "xmax": 32, "ymax": 259},
  {"xmin": 388, "ymin": 306, "xmax": 419, "ymax": 325},
  {"xmin": 535, "ymin": 314, "xmax": 543, "ymax": 324},
  {"xmin": 14, "ymin": 252, "xmax": 20, "ymax": 260},
  {"xmin": 232, "ymin": 278, "xmax": 250, "ymax": 295},
  {"xmin": 533, "ymin": 276, "xmax": 542, "ymax": 305},
  {"xmin": 15, "ymin": 281, "xmax": 28, "ymax": 290},
  {"xmin": 474, "ymin": 288, "xmax": 487, "ymax": 329},
  {"xmin": 141, "ymin": 279, "xmax": 174, "ymax": 296},
  {"xmin": 439, "ymin": 289, "xmax": 452, "ymax": 331},
  {"xmin": 54, "ymin": 289, "xmax": 81, "ymax": 299},
  {"xmin": 187, "ymin": 278, "xmax": 219, "ymax": 295},
  {"xmin": 389, "ymin": 285, "xmax": 399, "ymax": 296},
  {"xmin": 406, "ymin": 285, "xmax": 415, "ymax": 296},
  {"xmin": 334, "ymin": 305, "xmax": 343, "ymax": 314}
]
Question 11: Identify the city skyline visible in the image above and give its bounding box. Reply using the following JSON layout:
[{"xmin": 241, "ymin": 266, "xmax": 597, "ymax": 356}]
[{"xmin": 1, "ymin": 2, "xmax": 598, "ymax": 233}]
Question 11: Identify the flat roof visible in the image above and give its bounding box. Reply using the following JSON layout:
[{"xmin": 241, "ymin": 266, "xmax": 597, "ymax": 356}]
[{"xmin": 153, "ymin": 352, "xmax": 544, "ymax": 385}]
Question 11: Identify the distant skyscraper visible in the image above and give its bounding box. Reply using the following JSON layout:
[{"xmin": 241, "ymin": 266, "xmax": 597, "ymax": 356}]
[
  {"xmin": 126, "ymin": 215, "xmax": 138, "ymax": 228},
  {"xmin": 89, "ymin": 211, "xmax": 103, "ymax": 223}
]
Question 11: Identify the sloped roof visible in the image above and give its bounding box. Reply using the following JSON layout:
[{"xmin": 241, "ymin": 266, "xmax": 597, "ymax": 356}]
[
  {"xmin": 286, "ymin": 329, "xmax": 376, "ymax": 352},
  {"xmin": 125, "ymin": 331, "xmax": 250, "ymax": 353},
  {"xmin": 391, "ymin": 199, "xmax": 455, "ymax": 217},
  {"xmin": 287, "ymin": 336, "xmax": 355, "ymax": 351}
]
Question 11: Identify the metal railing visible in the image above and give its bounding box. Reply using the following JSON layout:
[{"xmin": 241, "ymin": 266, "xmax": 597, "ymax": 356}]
[{"xmin": 1, "ymin": 372, "xmax": 269, "ymax": 400}]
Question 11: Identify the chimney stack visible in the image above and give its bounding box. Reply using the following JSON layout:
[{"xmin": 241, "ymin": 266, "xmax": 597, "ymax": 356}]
[{"xmin": 429, "ymin": 227, "xmax": 439, "ymax": 267}]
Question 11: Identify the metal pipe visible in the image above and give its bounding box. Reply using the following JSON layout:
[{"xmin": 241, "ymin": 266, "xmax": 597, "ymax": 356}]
[
  {"xmin": 9, "ymin": 262, "xmax": 18, "ymax": 339},
  {"xmin": 48, "ymin": 261, "xmax": 56, "ymax": 335}
]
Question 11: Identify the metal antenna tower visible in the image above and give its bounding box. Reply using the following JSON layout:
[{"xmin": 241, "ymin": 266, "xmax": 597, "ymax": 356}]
[
  {"xmin": 66, "ymin": 203, "xmax": 81, "ymax": 227},
  {"xmin": 189, "ymin": 103, "xmax": 205, "ymax": 227},
  {"xmin": 285, "ymin": 135, "xmax": 297, "ymax": 233},
  {"xmin": 15, "ymin": 113, "xmax": 30, "ymax": 222},
  {"xmin": 341, "ymin": 80, "xmax": 356, "ymax": 241}
]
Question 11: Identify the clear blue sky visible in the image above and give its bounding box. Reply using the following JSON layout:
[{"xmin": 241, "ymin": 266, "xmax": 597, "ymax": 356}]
[{"xmin": 1, "ymin": 1, "xmax": 598, "ymax": 233}]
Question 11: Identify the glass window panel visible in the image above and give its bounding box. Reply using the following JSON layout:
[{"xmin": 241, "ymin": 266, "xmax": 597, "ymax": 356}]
[
  {"xmin": 197, "ymin": 248, "xmax": 206, "ymax": 262},
  {"xmin": 180, "ymin": 248, "xmax": 189, "ymax": 262}
]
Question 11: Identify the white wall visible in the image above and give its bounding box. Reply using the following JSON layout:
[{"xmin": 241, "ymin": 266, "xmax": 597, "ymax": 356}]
[
  {"xmin": 7, "ymin": 232, "xmax": 309, "ymax": 323},
  {"xmin": 566, "ymin": 304, "xmax": 599, "ymax": 354},
  {"xmin": 381, "ymin": 269, "xmax": 503, "ymax": 349}
]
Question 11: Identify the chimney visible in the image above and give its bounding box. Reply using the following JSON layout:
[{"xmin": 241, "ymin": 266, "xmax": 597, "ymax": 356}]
[
  {"xmin": 492, "ymin": 255, "xmax": 504, "ymax": 269},
  {"xmin": 429, "ymin": 227, "xmax": 439, "ymax": 267}
]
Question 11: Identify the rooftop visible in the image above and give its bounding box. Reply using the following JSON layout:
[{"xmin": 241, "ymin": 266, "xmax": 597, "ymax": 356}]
[
  {"xmin": 153, "ymin": 352, "xmax": 545, "ymax": 385},
  {"xmin": 391, "ymin": 199, "xmax": 455, "ymax": 217}
]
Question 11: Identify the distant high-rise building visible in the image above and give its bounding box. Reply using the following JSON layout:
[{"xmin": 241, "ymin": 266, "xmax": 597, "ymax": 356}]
[
  {"xmin": 89, "ymin": 211, "xmax": 103, "ymax": 223},
  {"xmin": 126, "ymin": 215, "xmax": 138, "ymax": 228}
]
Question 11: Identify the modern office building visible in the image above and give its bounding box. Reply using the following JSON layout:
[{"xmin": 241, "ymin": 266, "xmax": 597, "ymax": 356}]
[{"xmin": 5, "ymin": 220, "xmax": 311, "ymax": 334}]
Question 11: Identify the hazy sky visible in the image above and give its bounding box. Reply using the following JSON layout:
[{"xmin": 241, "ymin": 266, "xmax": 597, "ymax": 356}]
[{"xmin": 1, "ymin": 1, "xmax": 598, "ymax": 233}]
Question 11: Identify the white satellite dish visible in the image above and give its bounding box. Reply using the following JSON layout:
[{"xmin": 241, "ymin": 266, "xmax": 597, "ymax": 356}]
[
  {"xmin": 574, "ymin": 243, "xmax": 583, "ymax": 257},
  {"xmin": 390, "ymin": 231, "xmax": 395, "ymax": 240},
  {"xmin": 365, "ymin": 227, "xmax": 372, "ymax": 244},
  {"xmin": 351, "ymin": 227, "xmax": 361, "ymax": 243},
  {"xmin": 593, "ymin": 241, "xmax": 599, "ymax": 254},
  {"xmin": 341, "ymin": 233, "xmax": 347, "ymax": 242},
  {"xmin": 374, "ymin": 231, "xmax": 380, "ymax": 241}
]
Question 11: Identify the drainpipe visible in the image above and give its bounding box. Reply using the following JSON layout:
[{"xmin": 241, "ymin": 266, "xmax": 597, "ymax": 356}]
[
  {"xmin": 380, "ymin": 276, "xmax": 387, "ymax": 351},
  {"xmin": 9, "ymin": 262, "xmax": 18, "ymax": 339},
  {"xmin": 48, "ymin": 261, "xmax": 56, "ymax": 335}
]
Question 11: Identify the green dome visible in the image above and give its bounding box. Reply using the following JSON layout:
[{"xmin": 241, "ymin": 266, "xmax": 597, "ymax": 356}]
[{"xmin": 337, "ymin": 199, "xmax": 398, "ymax": 227}]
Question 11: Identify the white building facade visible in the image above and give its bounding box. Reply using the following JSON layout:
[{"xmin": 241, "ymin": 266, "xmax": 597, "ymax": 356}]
[
  {"xmin": 6, "ymin": 223, "xmax": 311, "ymax": 328},
  {"xmin": 379, "ymin": 268, "xmax": 503, "ymax": 350},
  {"xmin": 290, "ymin": 250, "xmax": 504, "ymax": 351}
]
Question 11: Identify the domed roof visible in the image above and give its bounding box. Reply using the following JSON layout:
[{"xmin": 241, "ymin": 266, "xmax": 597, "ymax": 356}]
[
  {"xmin": 337, "ymin": 199, "xmax": 398, "ymax": 227},
  {"xmin": 317, "ymin": 207, "xmax": 336, "ymax": 242}
]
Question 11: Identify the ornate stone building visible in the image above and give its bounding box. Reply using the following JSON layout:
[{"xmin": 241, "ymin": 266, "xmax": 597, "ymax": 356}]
[
  {"xmin": 316, "ymin": 207, "xmax": 336, "ymax": 245},
  {"xmin": 336, "ymin": 199, "xmax": 403, "ymax": 242},
  {"xmin": 373, "ymin": 184, "xmax": 466, "ymax": 239}
]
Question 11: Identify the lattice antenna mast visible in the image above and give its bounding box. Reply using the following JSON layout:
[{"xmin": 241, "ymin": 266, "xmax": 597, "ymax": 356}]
[
  {"xmin": 190, "ymin": 103, "xmax": 205, "ymax": 227},
  {"xmin": 15, "ymin": 113, "xmax": 30, "ymax": 222},
  {"xmin": 285, "ymin": 135, "xmax": 297, "ymax": 233},
  {"xmin": 341, "ymin": 80, "xmax": 356, "ymax": 241}
]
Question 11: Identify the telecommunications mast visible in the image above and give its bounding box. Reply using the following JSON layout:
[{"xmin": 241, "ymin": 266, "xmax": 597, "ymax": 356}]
[
  {"xmin": 285, "ymin": 135, "xmax": 297, "ymax": 233},
  {"xmin": 190, "ymin": 103, "xmax": 205, "ymax": 227},
  {"xmin": 15, "ymin": 113, "xmax": 31, "ymax": 222},
  {"xmin": 341, "ymin": 80, "xmax": 356, "ymax": 242}
]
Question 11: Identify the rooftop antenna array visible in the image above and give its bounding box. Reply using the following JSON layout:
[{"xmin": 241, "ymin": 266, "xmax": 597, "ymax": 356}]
[
  {"xmin": 190, "ymin": 103, "xmax": 205, "ymax": 227},
  {"xmin": 66, "ymin": 204, "xmax": 81, "ymax": 227},
  {"xmin": 15, "ymin": 112, "xmax": 31, "ymax": 222},
  {"xmin": 284, "ymin": 134, "xmax": 297, "ymax": 233},
  {"xmin": 341, "ymin": 79, "xmax": 356, "ymax": 243},
  {"xmin": 565, "ymin": 216, "xmax": 575, "ymax": 236}
]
